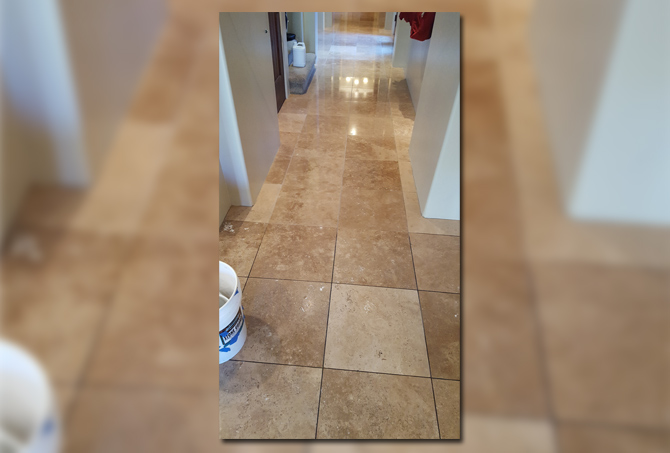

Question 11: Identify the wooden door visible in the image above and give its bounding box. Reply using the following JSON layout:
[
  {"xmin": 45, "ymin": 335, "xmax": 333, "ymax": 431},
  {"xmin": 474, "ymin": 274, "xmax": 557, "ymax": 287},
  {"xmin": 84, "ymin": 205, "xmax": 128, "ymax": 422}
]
[{"xmin": 268, "ymin": 12, "xmax": 286, "ymax": 113}]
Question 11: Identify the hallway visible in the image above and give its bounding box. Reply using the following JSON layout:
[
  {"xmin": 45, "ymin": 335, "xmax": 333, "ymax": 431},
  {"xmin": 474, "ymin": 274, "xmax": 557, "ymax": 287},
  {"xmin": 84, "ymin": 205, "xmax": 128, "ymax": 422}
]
[{"xmin": 219, "ymin": 12, "xmax": 460, "ymax": 439}]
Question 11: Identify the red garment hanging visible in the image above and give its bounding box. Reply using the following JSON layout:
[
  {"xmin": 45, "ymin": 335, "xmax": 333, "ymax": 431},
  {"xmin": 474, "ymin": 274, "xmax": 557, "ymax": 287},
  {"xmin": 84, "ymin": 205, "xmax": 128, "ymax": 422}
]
[{"xmin": 399, "ymin": 12, "xmax": 436, "ymax": 41}]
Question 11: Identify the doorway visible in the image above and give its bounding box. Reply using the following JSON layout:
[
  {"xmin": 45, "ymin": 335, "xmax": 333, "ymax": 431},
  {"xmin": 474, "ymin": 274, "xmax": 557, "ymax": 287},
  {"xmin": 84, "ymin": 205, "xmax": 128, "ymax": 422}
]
[{"xmin": 268, "ymin": 12, "xmax": 286, "ymax": 113}]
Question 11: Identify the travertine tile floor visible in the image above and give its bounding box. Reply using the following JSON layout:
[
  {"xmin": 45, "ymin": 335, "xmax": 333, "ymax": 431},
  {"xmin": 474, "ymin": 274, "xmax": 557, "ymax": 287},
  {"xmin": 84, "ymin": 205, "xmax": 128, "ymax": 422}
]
[{"xmin": 218, "ymin": 13, "xmax": 460, "ymax": 439}]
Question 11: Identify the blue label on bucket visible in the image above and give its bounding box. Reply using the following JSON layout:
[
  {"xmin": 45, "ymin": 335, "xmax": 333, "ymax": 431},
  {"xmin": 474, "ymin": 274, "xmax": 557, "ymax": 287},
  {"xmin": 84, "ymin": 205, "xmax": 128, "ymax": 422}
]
[{"xmin": 219, "ymin": 308, "xmax": 244, "ymax": 352}]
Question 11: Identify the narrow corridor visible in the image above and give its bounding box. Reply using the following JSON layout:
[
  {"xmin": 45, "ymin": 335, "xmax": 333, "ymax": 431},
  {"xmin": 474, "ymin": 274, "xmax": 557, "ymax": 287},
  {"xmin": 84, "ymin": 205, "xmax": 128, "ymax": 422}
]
[{"xmin": 219, "ymin": 12, "xmax": 460, "ymax": 439}]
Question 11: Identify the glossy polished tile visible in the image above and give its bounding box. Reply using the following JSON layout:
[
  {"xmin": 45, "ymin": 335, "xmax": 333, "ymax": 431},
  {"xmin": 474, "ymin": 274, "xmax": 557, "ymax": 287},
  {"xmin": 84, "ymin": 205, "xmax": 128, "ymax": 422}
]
[
  {"xmin": 403, "ymin": 191, "xmax": 461, "ymax": 236},
  {"xmin": 224, "ymin": 183, "xmax": 281, "ymax": 223},
  {"xmin": 250, "ymin": 224, "xmax": 336, "ymax": 282},
  {"xmin": 348, "ymin": 116, "xmax": 395, "ymax": 138},
  {"xmin": 399, "ymin": 161, "xmax": 416, "ymax": 192},
  {"xmin": 279, "ymin": 96, "xmax": 310, "ymax": 114},
  {"xmin": 392, "ymin": 117, "xmax": 414, "ymax": 138},
  {"xmin": 301, "ymin": 114, "xmax": 350, "ymax": 135},
  {"xmin": 410, "ymin": 233, "xmax": 461, "ymax": 293},
  {"xmin": 395, "ymin": 135, "xmax": 411, "ymax": 162},
  {"xmin": 324, "ymin": 284, "xmax": 430, "ymax": 376},
  {"xmin": 420, "ymin": 292, "xmax": 460, "ymax": 379},
  {"xmin": 269, "ymin": 187, "xmax": 340, "ymax": 228},
  {"xmin": 282, "ymin": 156, "xmax": 344, "ymax": 192},
  {"xmin": 220, "ymin": 361, "xmax": 322, "ymax": 439},
  {"xmin": 333, "ymin": 228, "xmax": 416, "ymax": 289},
  {"xmin": 278, "ymin": 113, "xmax": 307, "ymax": 133},
  {"xmin": 342, "ymin": 159, "xmax": 402, "ymax": 191},
  {"xmin": 307, "ymin": 98, "xmax": 350, "ymax": 116},
  {"xmin": 390, "ymin": 102, "xmax": 416, "ymax": 119},
  {"xmin": 317, "ymin": 369, "xmax": 439, "ymax": 439},
  {"xmin": 348, "ymin": 101, "xmax": 392, "ymax": 117},
  {"xmin": 433, "ymin": 379, "xmax": 461, "ymax": 439},
  {"xmin": 293, "ymin": 133, "xmax": 347, "ymax": 161},
  {"xmin": 346, "ymin": 135, "xmax": 397, "ymax": 161},
  {"xmin": 218, "ymin": 220, "xmax": 266, "ymax": 277},
  {"xmin": 264, "ymin": 156, "xmax": 291, "ymax": 184},
  {"xmin": 338, "ymin": 187, "xmax": 407, "ymax": 232},
  {"xmin": 234, "ymin": 278, "xmax": 330, "ymax": 367}
]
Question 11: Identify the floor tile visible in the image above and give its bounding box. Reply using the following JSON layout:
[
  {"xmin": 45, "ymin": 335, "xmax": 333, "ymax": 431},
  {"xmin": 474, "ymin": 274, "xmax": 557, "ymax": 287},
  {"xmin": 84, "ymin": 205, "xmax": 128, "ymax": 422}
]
[
  {"xmin": 558, "ymin": 423, "xmax": 669, "ymax": 453},
  {"xmin": 389, "ymin": 102, "xmax": 416, "ymax": 119},
  {"xmin": 13, "ymin": 184, "xmax": 86, "ymax": 229},
  {"xmin": 307, "ymin": 98, "xmax": 350, "ymax": 116},
  {"xmin": 264, "ymin": 156, "xmax": 291, "ymax": 184},
  {"xmin": 410, "ymin": 233, "xmax": 461, "ymax": 293},
  {"xmin": 451, "ymin": 415, "xmax": 556, "ymax": 453},
  {"xmin": 250, "ymin": 224, "xmax": 336, "ymax": 282},
  {"xmin": 346, "ymin": 135, "xmax": 397, "ymax": 161},
  {"xmin": 348, "ymin": 117, "xmax": 394, "ymax": 138},
  {"xmin": 392, "ymin": 117, "xmax": 414, "ymax": 138},
  {"xmin": 420, "ymin": 291, "xmax": 460, "ymax": 380},
  {"xmin": 218, "ymin": 221, "xmax": 266, "ymax": 277},
  {"xmin": 278, "ymin": 113, "xmax": 307, "ymax": 133},
  {"xmin": 338, "ymin": 187, "xmax": 407, "ymax": 232},
  {"xmin": 282, "ymin": 156, "xmax": 344, "ymax": 192},
  {"xmin": 395, "ymin": 135, "xmax": 411, "ymax": 161},
  {"xmin": 234, "ymin": 278, "xmax": 330, "ymax": 367},
  {"xmin": 399, "ymin": 161, "xmax": 417, "ymax": 192},
  {"xmin": 324, "ymin": 284, "xmax": 429, "ymax": 376},
  {"xmin": 293, "ymin": 133, "xmax": 347, "ymax": 161},
  {"xmin": 403, "ymin": 191, "xmax": 461, "ymax": 236},
  {"xmin": 270, "ymin": 187, "xmax": 340, "ymax": 228},
  {"xmin": 333, "ymin": 228, "xmax": 416, "ymax": 289},
  {"xmin": 224, "ymin": 183, "xmax": 281, "ymax": 223},
  {"xmin": 301, "ymin": 114, "xmax": 350, "ymax": 136},
  {"xmin": 85, "ymin": 238, "xmax": 215, "ymax": 390},
  {"xmin": 280, "ymin": 96, "xmax": 310, "ymax": 114},
  {"xmin": 348, "ymin": 101, "xmax": 392, "ymax": 117},
  {"xmin": 280, "ymin": 131, "xmax": 300, "ymax": 148},
  {"xmin": 342, "ymin": 159, "xmax": 402, "ymax": 191},
  {"xmin": 220, "ymin": 361, "xmax": 322, "ymax": 439},
  {"xmin": 316, "ymin": 369, "xmax": 438, "ymax": 439},
  {"xmin": 534, "ymin": 263, "xmax": 668, "ymax": 427},
  {"xmin": 433, "ymin": 379, "xmax": 460, "ymax": 439},
  {"xmin": 66, "ymin": 387, "xmax": 217, "ymax": 452}
]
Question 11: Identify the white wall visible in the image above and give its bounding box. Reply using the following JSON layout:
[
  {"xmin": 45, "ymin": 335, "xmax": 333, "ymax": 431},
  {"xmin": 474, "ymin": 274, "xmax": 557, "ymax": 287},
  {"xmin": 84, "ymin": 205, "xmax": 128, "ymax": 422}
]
[
  {"xmin": 324, "ymin": 12, "xmax": 333, "ymax": 28},
  {"xmin": 384, "ymin": 12, "xmax": 394, "ymax": 30},
  {"xmin": 219, "ymin": 13, "xmax": 281, "ymax": 206},
  {"xmin": 531, "ymin": 0, "xmax": 669, "ymax": 224},
  {"xmin": 219, "ymin": 164, "xmax": 231, "ymax": 226},
  {"xmin": 405, "ymin": 37, "xmax": 431, "ymax": 111},
  {"xmin": 287, "ymin": 12, "xmax": 303, "ymax": 43},
  {"xmin": 409, "ymin": 12, "xmax": 460, "ymax": 220},
  {"xmin": 392, "ymin": 15, "xmax": 411, "ymax": 68},
  {"xmin": 303, "ymin": 12, "xmax": 318, "ymax": 55}
]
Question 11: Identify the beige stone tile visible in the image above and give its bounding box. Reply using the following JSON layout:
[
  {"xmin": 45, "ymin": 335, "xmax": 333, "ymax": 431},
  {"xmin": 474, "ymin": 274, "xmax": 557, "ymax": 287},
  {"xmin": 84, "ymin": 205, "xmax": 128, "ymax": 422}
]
[
  {"xmin": 398, "ymin": 161, "xmax": 416, "ymax": 192},
  {"xmin": 338, "ymin": 187, "xmax": 407, "ymax": 232},
  {"xmin": 420, "ymin": 292, "xmax": 460, "ymax": 380},
  {"xmin": 301, "ymin": 114, "xmax": 350, "ymax": 135},
  {"xmin": 278, "ymin": 113, "xmax": 307, "ymax": 133},
  {"xmin": 342, "ymin": 159, "xmax": 402, "ymax": 191},
  {"xmin": 250, "ymin": 224, "xmax": 336, "ymax": 282},
  {"xmin": 389, "ymin": 102, "xmax": 416, "ymax": 119},
  {"xmin": 280, "ymin": 131, "xmax": 300, "ymax": 148},
  {"xmin": 293, "ymin": 133, "xmax": 347, "ymax": 161},
  {"xmin": 219, "ymin": 221, "xmax": 266, "ymax": 277},
  {"xmin": 66, "ymin": 386, "xmax": 217, "ymax": 452},
  {"xmin": 282, "ymin": 156, "xmax": 344, "ymax": 192},
  {"xmin": 280, "ymin": 96, "xmax": 311, "ymax": 114},
  {"xmin": 324, "ymin": 284, "xmax": 429, "ymax": 376},
  {"xmin": 2, "ymin": 228, "xmax": 129, "ymax": 382},
  {"xmin": 265, "ymin": 156, "xmax": 291, "ymax": 184},
  {"xmin": 404, "ymin": 191, "xmax": 461, "ymax": 236},
  {"xmin": 307, "ymin": 98, "xmax": 350, "ymax": 116},
  {"xmin": 395, "ymin": 135, "xmax": 411, "ymax": 161},
  {"xmin": 220, "ymin": 361, "xmax": 322, "ymax": 439},
  {"xmin": 333, "ymin": 228, "xmax": 416, "ymax": 289},
  {"xmin": 225, "ymin": 184, "xmax": 281, "ymax": 223},
  {"xmin": 234, "ymin": 278, "xmax": 330, "ymax": 367},
  {"xmin": 392, "ymin": 117, "xmax": 414, "ymax": 139},
  {"xmin": 348, "ymin": 101, "xmax": 392, "ymax": 117},
  {"xmin": 410, "ymin": 233, "xmax": 460, "ymax": 293},
  {"xmin": 534, "ymin": 263, "xmax": 668, "ymax": 427},
  {"xmin": 238, "ymin": 276, "xmax": 247, "ymax": 290},
  {"xmin": 348, "ymin": 117, "xmax": 394, "ymax": 138},
  {"xmin": 433, "ymin": 379, "xmax": 460, "ymax": 439},
  {"xmin": 269, "ymin": 187, "xmax": 340, "ymax": 228},
  {"xmin": 316, "ymin": 369, "xmax": 438, "ymax": 439},
  {"xmin": 13, "ymin": 184, "xmax": 86, "ymax": 230},
  {"xmin": 346, "ymin": 135, "xmax": 397, "ymax": 161},
  {"xmin": 558, "ymin": 423, "xmax": 669, "ymax": 453},
  {"xmin": 85, "ymin": 238, "xmax": 216, "ymax": 390}
]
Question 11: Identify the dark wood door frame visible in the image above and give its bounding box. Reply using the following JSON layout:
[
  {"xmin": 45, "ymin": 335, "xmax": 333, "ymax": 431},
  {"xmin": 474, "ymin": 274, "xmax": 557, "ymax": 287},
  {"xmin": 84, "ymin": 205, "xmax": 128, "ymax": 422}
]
[{"xmin": 268, "ymin": 12, "xmax": 286, "ymax": 113}]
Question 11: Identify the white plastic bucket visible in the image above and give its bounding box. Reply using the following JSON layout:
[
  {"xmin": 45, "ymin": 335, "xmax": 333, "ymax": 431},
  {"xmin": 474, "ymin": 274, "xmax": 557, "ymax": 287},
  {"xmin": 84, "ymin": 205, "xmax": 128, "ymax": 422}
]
[
  {"xmin": 219, "ymin": 261, "xmax": 247, "ymax": 364},
  {"xmin": 0, "ymin": 340, "xmax": 60, "ymax": 453},
  {"xmin": 293, "ymin": 42, "xmax": 306, "ymax": 67}
]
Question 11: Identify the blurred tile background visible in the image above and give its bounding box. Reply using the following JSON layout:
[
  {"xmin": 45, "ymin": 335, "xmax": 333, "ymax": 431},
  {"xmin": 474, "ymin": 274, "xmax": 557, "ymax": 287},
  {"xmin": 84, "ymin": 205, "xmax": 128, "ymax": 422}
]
[{"xmin": 1, "ymin": 0, "xmax": 668, "ymax": 452}]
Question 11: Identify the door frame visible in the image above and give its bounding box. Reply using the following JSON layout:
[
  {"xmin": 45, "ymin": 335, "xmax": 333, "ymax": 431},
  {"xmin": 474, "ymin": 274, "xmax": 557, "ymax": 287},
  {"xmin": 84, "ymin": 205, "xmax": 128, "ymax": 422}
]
[{"xmin": 268, "ymin": 12, "xmax": 286, "ymax": 113}]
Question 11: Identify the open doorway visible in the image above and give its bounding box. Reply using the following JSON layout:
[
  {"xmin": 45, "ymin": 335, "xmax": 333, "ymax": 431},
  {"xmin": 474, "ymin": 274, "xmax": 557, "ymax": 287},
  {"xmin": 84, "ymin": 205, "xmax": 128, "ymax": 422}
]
[{"xmin": 268, "ymin": 12, "xmax": 286, "ymax": 112}]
